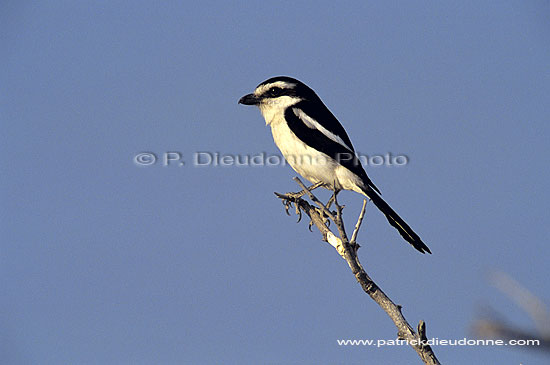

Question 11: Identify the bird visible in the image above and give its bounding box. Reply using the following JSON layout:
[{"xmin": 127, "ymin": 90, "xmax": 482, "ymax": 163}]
[{"xmin": 238, "ymin": 76, "xmax": 431, "ymax": 254}]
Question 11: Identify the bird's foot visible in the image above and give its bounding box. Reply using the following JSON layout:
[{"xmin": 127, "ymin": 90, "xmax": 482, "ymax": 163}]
[
  {"xmin": 274, "ymin": 181, "xmax": 327, "ymax": 224},
  {"xmin": 274, "ymin": 192, "xmax": 303, "ymax": 222},
  {"xmin": 279, "ymin": 181, "xmax": 325, "ymax": 201}
]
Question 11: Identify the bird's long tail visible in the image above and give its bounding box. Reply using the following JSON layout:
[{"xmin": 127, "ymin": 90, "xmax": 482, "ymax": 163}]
[{"xmin": 362, "ymin": 187, "xmax": 431, "ymax": 254}]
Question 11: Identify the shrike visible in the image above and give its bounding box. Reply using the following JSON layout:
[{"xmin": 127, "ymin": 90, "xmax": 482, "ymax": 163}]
[{"xmin": 239, "ymin": 76, "xmax": 431, "ymax": 254}]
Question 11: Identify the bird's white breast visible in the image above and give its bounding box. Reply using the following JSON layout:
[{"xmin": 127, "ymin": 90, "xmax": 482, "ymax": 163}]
[
  {"xmin": 259, "ymin": 102, "xmax": 366, "ymax": 194},
  {"xmin": 268, "ymin": 114, "xmax": 340, "ymax": 187}
]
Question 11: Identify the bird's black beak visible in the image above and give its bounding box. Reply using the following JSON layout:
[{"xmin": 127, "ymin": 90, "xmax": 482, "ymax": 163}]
[{"xmin": 238, "ymin": 93, "xmax": 260, "ymax": 105}]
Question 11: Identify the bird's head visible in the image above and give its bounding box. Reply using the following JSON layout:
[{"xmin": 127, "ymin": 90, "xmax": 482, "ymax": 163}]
[{"xmin": 239, "ymin": 76, "xmax": 318, "ymax": 124}]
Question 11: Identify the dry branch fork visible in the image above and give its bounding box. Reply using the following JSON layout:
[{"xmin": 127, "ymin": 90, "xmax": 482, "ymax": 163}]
[{"xmin": 275, "ymin": 177, "xmax": 440, "ymax": 365}]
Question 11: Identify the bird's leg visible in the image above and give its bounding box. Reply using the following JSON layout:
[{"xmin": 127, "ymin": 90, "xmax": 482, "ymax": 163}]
[
  {"xmin": 318, "ymin": 185, "xmax": 341, "ymax": 225},
  {"xmin": 274, "ymin": 181, "xmax": 326, "ymax": 223},
  {"xmin": 332, "ymin": 187, "xmax": 342, "ymax": 210},
  {"xmin": 281, "ymin": 181, "xmax": 324, "ymax": 200},
  {"xmin": 325, "ymin": 194, "xmax": 335, "ymax": 212},
  {"xmin": 324, "ymin": 181, "xmax": 341, "ymax": 211},
  {"xmin": 330, "ymin": 183, "xmax": 344, "ymax": 226}
]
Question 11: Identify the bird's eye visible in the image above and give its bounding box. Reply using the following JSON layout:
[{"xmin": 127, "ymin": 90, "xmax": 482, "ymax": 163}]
[{"xmin": 269, "ymin": 87, "xmax": 282, "ymax": 97}]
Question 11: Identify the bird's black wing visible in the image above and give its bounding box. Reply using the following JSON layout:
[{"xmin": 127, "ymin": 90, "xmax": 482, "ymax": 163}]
[
  {"xmin": 285, "ymin": 105, "xmax": 381, "ymax": 194},
  {"xmin": 296, "ymin": 100, "xmax": 356, "ymax": 153}
]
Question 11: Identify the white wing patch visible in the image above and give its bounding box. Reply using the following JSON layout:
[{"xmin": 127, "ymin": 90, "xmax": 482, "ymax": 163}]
[{"xmin": 292, "ymin": 108, "xmax": 354, "ymax": 152}]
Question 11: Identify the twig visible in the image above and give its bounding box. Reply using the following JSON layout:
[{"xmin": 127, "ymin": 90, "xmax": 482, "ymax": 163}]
[
  {"xmin": 293, "ymin": 177, "xmax": 350, "ymax": 246},
  {"xmin": 472, "ymin": 272, "xmax": 550, "ymax": 353},
  {"xmin": 473, "ymin": 318, "xmax": 550, "ymax": 352},
  {"xmin": 275, "ymin": 180, "xmax": 440, "ymax": 364},
  {"xmin": 350, "ymin": 199, "xmax": 368, "ymax": 245},
  {"xmin": 293, "ymin": 177, "xmax": 337, "ymax": 222},
  {"xmin": 490, "ymin": 271, "xmax": 550, "ymax": 336}
]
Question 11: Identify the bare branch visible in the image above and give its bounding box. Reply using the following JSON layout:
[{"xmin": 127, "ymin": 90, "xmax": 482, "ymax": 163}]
[
  {"xmin": 275, "ymin": 180, "xmax": 440, "ymax": 364},
  {"xmin": 490, "ymin": 271, "xmax": 550, "ymax": 336},
  {"xmin": 293, "ymin": 177, "xmax": 337, "ymax": 222},
  {"xmin": 473, "ymin": 318, "xmax": 550, "ymax": 352},
  {"xmin": 350, "ymin": 198, "xmax": 368, "ymax": 245},
  {"xmin": 472, "ymin": 272, "xmax": 550, "ymax": 353}
]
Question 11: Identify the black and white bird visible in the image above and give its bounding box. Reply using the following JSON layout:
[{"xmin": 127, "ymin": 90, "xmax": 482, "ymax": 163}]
[{"xmin": 239, "ymin": 76, "xmax": 431, "ymax": 254}]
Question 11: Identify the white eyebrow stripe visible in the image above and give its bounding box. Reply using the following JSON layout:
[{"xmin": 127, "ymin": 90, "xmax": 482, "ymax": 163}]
[
  {"xmin": 292, "ymin": 107, "xmax": 354, "ymax": 152},
  {"xmin": 254, "ymin": 81, "xmax": 296, "ymax": 96}
]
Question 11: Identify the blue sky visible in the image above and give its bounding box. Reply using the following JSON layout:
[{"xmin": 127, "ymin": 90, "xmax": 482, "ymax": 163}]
[{"xmin": 2, "ymin": 1, "xmax": 550, "ymax": 364}]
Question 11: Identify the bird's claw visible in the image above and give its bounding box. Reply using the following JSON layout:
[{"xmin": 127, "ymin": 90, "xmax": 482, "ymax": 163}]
[
  {"xmin": 295, "ymin": 203, "xmax": 302, "ymax": 223},
  {"xmin": 281, "ymin": 198, "xmax": 292, "ymax": 216},
  {"xmin": 275, "ymin": 192, "xmax": 303, "ymax": 222},
  {"xmin": 315, "ymin": 207, "xmax": 331, "ymax": 227}
]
